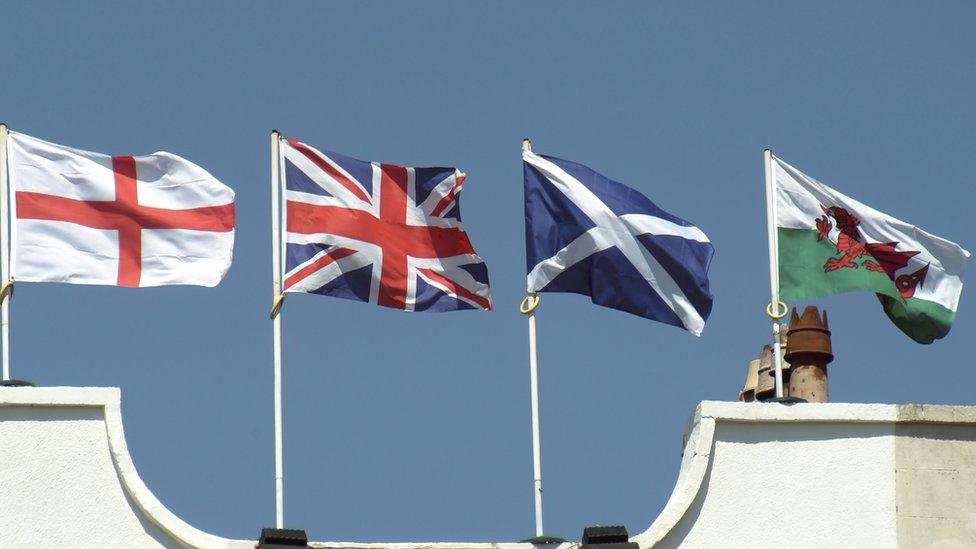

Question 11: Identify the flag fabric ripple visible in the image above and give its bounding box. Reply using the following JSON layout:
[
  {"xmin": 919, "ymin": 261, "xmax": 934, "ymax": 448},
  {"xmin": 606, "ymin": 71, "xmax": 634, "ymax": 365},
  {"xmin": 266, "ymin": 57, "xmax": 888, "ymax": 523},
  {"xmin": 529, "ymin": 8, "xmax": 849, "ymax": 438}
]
[
  {"xmin": 523, "ymin": 150, "xmax": 713, "ymax": 335},
  {"xmin": 280, "ymin": 138, "xmax": 491, "ymax": 312},
  {"xmin": 7, "ymin": 131, "xmax": 235, "ymax": 288},
  {"xmin": 773, "ymin": 155, "xmax": 970, "ymax": 343}
]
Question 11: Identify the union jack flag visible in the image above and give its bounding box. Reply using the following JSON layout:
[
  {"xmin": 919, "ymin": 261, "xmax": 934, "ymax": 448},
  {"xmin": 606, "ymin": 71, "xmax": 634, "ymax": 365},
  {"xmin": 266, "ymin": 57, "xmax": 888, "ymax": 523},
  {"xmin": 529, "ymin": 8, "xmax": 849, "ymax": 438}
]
[{"xmin": 281, "ymin": 138, "xmax": 491, "ymax": 312}]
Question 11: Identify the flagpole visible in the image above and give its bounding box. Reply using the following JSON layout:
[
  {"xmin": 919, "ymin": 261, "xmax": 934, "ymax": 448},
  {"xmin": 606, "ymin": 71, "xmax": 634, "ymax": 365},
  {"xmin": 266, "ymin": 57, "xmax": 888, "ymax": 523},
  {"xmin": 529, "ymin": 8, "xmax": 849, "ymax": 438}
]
[
  {"xmin": 520, "ymin": 138, "xmax": 544, "ymax": 538},
  {"xmin": 0, "ymin": 123, "xmax": 11, "ymax": 382},
  {"xmin": 270, "ymin": 129, "xmax": 285, "ymax": 528},
  {"xmin": 764, "ymin": 148, "xmax": 786, "ymax": 398}
]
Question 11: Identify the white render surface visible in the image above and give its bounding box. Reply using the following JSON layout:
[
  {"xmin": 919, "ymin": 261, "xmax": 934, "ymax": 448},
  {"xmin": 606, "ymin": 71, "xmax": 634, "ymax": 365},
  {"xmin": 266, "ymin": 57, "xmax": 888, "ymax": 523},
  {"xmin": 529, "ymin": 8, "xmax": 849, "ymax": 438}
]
[
  {"xmin": 0, "ymin": 387, "xmax": 252, "ymax": 549},
  {"xmin": 633, "ymin": 401, "xmax": 976, "ymax": 549},
  {"xmin": 3, "ymin": 388, "xmax": 976, "ymax": 548}
]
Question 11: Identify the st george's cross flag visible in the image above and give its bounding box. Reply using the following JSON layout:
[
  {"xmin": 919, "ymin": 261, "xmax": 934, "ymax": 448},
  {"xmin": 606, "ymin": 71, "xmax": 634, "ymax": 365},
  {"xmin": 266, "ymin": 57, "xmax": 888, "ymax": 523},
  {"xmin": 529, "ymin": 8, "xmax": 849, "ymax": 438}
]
[
  {"xmin": 773, "ymin": 155, "xmax": 970, "ymax": 343},
  {"xmin": 523, "ymin": 150, "xmax": 713, "ymax": 335},
  {"xmin": 6, "ymin": 131, "xmax": 235, "ymax": 287},
  {"xmin": 280, "ymin": 138, "xmax": 491, "ymax": 312}
]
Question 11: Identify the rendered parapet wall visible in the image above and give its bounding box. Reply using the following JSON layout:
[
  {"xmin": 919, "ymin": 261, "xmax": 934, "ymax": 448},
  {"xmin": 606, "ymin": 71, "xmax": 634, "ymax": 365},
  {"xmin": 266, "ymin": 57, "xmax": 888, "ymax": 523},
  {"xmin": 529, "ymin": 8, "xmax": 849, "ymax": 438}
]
[
  {"xmin": 0, "ymin": 387, "xmax": 574, "ymax": 549},
  {"xmin": 3, "ymin": 388, "xmax": 975, "ymax": 548},
  {"xmin": 633, "ymin": 401, "xmax": 976, "ymax": 548},
  {"xmin": 0, "ymin": 387, "xmax": 252, "ymax": 549}
]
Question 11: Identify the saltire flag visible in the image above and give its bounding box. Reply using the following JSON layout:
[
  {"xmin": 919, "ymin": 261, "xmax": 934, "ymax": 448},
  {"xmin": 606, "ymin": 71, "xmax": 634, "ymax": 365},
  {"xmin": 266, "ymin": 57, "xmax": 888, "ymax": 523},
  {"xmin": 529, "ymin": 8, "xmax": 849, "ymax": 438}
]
[
  {"xmin": 6, "ymin": 131, "xmax": 235, "ymax": 287},
  {"xmin": 773, "ymin": 155, "xmax": 970, "ymax": 343},
  {"xmin": 523, "ymin": 150, "xmax": 714, "ymax": 335},
  {"xmin": 280, "ymin": 138, "xmax": 491, "ymax": 312}
]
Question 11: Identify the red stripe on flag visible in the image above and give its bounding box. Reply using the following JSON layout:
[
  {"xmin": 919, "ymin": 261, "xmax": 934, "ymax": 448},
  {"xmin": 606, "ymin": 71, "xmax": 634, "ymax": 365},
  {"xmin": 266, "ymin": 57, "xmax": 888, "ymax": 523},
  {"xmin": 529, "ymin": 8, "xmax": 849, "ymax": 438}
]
[
  {"xmin": 284, "ymin": 202, "xmax": 474, "ymax": 257},
  {"xmin": 113, "ymin": 156, "xmax": 142, "ymax": 287},
  {"xmin": 377, "ymin": 164, "xmax": 410, "ymax": 309},
  {"xmin": 430, "ymin": 174, "xmax": 464, "ymax": 217},
  {"xmin": 16, "ymin": 193, "xmax": 235, "ymax": 232}
]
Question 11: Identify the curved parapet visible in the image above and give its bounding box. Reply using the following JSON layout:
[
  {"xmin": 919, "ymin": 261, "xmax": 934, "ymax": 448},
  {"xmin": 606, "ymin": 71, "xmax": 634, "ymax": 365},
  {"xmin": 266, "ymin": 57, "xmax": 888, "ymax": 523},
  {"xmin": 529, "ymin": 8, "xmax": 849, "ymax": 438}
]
[
  {"xmin": 0, "ymin": 386, "xmax": 580, "ymax": 549},
  {"xmin": 0, "ymin": 387, "xmax": 252, "ymax": 548},
  {"xmin": 633, "ymin": 401, "xmax": 976, "ymax": 548},
  {"xmin": 5, "ymin": 388, "xmax": 976, "ymax": 548}
]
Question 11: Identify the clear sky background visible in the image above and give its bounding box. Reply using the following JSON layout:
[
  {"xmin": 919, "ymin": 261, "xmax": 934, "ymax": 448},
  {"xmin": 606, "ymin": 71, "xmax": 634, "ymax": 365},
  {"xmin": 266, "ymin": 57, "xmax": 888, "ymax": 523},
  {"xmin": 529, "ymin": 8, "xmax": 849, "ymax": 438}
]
[{"xmin": 2, "ymin": 1, "xmax": 974, "ymax": 543}]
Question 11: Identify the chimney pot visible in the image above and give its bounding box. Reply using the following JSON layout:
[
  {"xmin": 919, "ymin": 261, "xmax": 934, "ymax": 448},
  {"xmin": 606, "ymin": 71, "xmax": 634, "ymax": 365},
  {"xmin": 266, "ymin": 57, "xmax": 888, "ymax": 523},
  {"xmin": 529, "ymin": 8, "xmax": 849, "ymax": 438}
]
[
  {"xmin": 785, "ymin": 306, "xmax": 833, "ymax": 402},
  {"xmin": 784, "ymin": 306, "xmax": 833, "ymax": 364}
]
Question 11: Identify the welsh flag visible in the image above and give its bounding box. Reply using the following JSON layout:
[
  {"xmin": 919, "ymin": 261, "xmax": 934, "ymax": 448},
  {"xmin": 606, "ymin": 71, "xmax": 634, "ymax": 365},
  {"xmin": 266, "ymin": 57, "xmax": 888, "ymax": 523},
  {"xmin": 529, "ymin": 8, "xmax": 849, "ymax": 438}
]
[{"xmin": 772, "ymin": 155, "xmax": 970, "ymax": 343}]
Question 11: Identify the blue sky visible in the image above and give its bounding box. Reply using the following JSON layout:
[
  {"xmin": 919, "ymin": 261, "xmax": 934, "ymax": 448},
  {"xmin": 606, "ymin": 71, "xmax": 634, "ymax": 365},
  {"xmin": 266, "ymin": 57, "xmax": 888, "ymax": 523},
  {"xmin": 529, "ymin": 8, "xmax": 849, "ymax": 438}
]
[{"xmin": 2, "ymin": 1, "xmax": 974, "ymax": 543}]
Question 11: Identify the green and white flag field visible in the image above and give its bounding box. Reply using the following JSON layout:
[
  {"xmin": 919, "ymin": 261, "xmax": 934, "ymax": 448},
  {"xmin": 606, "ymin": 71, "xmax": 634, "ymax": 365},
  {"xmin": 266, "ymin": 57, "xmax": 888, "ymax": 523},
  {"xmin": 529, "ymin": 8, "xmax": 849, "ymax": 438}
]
[{"xmin": 772, "ymin": 155, "xmax": 970, "ymax": 343}]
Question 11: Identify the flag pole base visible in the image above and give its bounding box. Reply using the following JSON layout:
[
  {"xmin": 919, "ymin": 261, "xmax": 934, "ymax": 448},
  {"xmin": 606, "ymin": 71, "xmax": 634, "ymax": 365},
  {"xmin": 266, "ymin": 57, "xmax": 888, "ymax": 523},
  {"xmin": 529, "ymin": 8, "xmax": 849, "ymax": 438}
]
[
  {"xmin": 0, "ymin": 379, "xmax": 35, "ymax": 387},
  {"xmin": 768, "ymin": 396, "xmax": 807, "ymax": 405},
  {"xmin": 257, "ymin": 527, "xmax": 307, "ymax": 548}
]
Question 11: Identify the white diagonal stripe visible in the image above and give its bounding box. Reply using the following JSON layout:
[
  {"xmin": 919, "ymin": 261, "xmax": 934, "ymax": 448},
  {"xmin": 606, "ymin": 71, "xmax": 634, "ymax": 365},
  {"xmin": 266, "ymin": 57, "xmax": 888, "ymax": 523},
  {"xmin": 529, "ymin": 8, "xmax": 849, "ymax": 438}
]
[
  {"xmin": 524, "ymin": 151, "xmax": 705, "ymax": 335},
  {"xmin": 283, "ymin": 232, "xmax": 382, "ymax": 303},
  {"xmin": 527, "ymin": 227, "xmax": 612, "ymax": 291},
  {"xmin": 284, "ymin": 251, "xmax": 374, "ymax": 297},
  {"xmin": 619, "ymin": 213, "xmax": 710, "ymax": 243},
  {"xmin": 411, "ymin": 254, "xmax": 492, "ymax": 297},
  {"xmin": 281, "ymin": 142, "xmax": 377, "ymax": 214},
  {"xmin": 418, "ymin": 170, "xmax": 462, "ymax": 214}
]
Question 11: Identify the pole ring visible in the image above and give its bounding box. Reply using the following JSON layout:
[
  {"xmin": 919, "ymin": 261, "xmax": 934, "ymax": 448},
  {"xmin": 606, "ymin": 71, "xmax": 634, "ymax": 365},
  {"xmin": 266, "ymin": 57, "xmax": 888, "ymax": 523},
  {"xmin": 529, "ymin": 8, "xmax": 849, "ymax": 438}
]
[
  {"xmin": 519, "ymin": 294, "xmax": 540, "ymax": 315},
  {"xmin": 0, "ymin": 280, "xmax": 12, "ymax": 304},
  {"xmin": 765, "ymin": 300, "xmax": 788, "ymax": 320},
  {"xmin": 269, "ymin": 293, "xmax": 285, "ymax": 319}
]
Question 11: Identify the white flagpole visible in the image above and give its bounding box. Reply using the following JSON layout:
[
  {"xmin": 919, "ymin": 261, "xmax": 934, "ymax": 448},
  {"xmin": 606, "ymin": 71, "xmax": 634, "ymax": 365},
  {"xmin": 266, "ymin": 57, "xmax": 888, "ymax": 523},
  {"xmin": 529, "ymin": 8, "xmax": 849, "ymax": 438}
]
[
  {"xmin": 270, "ymin": 130, "xmax": 285, "ymax": 528},
  {"xmin": 520, "ymin": 138, "xmax": 545, "ymax": 537},
  {"xmin": 0, "ymin": 123, "xmax": 11, "ymax": 382},
  {"xmin": 764, "ymin": 149, "xmax": 786, "ymax": 398}
]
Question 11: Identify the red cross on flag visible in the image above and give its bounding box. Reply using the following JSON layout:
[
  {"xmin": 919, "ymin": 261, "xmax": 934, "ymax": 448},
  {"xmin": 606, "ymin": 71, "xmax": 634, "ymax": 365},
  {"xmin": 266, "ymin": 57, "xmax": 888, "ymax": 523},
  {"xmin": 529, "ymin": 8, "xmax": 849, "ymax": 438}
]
[{"xmin": 6, "ymin": 131, "xmax": 235, "ymax": 287}]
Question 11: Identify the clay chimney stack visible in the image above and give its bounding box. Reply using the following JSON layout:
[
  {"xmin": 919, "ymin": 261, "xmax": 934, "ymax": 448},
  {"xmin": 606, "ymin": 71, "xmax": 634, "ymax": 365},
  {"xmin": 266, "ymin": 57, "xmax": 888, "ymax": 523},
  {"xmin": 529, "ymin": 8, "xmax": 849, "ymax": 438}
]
[
  {"xmin": 785, "ymin": 306, "xmax": 833, "ymax": 403},
  {"xmin": 738, "ymin": 358, "xmax": 760, "ymax": 402},
  {"xmin": 740, "ymin": 323, "xmax": 789, "ymax": 402}
]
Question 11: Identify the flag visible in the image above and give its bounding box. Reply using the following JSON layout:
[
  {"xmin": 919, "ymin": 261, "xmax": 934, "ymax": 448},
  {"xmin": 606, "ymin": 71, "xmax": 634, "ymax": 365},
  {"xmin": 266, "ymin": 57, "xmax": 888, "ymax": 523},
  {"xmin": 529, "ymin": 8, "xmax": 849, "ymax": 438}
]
[
  {"xmin": 7, "ymin": 131, "xmax": 235, "ymax": 287},
  {"xmin": 523, "ymin": 150, "xmax": 713, "ymax": 335},
  {"xmin": 773, "ymin": 155, "xmax": 970, "ymax": 343},
  {"xmin": 280, "ymin": 138, "xmax": 491, "ymax": 312}
]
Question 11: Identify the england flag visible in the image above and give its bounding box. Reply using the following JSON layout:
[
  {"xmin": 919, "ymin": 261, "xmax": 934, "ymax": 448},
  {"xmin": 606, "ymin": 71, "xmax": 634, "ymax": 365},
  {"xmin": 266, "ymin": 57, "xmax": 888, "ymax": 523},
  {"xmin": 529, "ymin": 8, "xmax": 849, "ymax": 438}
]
[
  {"xmin": 7, "ymin": 131, "xmax": 235, "ymax": 288},
  {"xmin": 523, "ymin": 150, "xmax": 713, "ymax": 335}
]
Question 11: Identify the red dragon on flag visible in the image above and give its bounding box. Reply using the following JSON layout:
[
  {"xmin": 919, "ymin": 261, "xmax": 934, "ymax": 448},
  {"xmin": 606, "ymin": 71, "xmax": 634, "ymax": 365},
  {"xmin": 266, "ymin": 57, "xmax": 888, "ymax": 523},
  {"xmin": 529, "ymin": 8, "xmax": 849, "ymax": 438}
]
[{"xmin": 815, "ymin": 205, "xmax": 929, "ymax": 299}]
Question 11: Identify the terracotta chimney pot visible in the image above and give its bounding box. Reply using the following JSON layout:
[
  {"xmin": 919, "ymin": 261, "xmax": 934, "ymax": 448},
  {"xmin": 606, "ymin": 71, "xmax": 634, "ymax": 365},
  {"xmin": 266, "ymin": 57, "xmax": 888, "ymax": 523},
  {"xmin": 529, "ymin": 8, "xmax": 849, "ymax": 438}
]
[{"xmin": 785, "ymin": 306, "xmax": 833, "ymax": 403}]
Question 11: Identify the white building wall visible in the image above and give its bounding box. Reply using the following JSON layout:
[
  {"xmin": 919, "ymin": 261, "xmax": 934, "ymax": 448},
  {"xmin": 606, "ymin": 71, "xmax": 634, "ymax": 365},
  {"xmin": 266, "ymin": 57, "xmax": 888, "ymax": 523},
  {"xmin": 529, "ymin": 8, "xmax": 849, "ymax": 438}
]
[
  {"xmin": 0, "ymin": 405, "xmax": 174, "ymax": 548},
  {"xmin": 0, "ymin": 388, "xmax": 252, "ymax": 549},
  {"xmin": 895, "ymin": 421, "xmax": 976, "ymax": 547},
  {"xmin": 635, "ymin": 401, "xmax": 976, "ymax": 549},
  {"xmin": 3, "ymin": 388, "xmax": 976, "ymax": 548},
  {"xmin": 656, "ymin": 421, "xmax": 897, "ymax": 548}
]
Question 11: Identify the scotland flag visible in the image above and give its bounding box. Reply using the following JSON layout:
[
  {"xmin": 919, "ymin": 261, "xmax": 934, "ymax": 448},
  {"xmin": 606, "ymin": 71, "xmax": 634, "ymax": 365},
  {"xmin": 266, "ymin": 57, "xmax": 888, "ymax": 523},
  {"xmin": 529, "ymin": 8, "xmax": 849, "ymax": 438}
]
[{"xmin": 523, "ymin": 150, "xmax": 714, "ymax": 335}]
